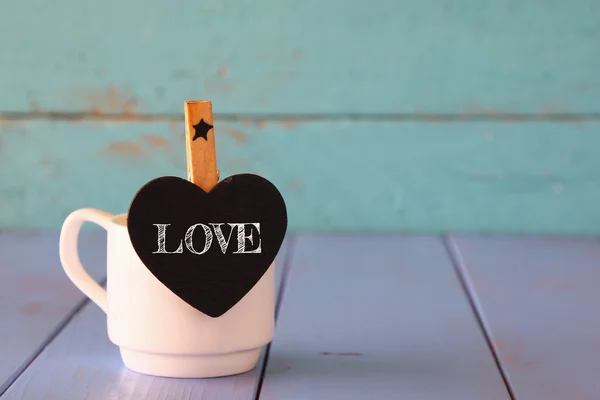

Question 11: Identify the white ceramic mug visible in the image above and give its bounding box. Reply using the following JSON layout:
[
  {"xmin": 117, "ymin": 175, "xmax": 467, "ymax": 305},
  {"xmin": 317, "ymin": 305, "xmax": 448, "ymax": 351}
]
[{"xmin": 59, "ymin": 208, "xmax": 275, "ymax": 378}]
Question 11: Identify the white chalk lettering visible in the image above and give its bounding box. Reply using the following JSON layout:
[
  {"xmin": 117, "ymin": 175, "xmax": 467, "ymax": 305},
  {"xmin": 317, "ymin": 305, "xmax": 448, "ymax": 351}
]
[
  {"xmin": 184, "ymin": 223, "xmax": 213, "ymax": 255},
  {"xmin": 232, "ymin": 223, "xmax": 262, "ymax": 254},
  {"xmin": 210, "ymin": 223, "xmax": 236, "ymax": 254},
  {"xmin": 153, "ymin": 222, "xmax": 262, "ymax": 255},
  {"xmin": 152, "ymin": 224, "xmax": 183, "ymax": 254}
]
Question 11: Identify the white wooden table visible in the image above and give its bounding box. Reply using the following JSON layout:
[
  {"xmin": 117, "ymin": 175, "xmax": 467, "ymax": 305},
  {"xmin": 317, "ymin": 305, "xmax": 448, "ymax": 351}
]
[{"xmin": 1, "ymin": 232, "xmax": 599, "ymax": 399}]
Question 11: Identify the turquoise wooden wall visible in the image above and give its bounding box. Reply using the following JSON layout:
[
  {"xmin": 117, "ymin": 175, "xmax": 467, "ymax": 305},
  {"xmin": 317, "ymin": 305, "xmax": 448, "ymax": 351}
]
[{"xmin": 1, "ymin": 0, "xmax": 599, "ymax": 233}]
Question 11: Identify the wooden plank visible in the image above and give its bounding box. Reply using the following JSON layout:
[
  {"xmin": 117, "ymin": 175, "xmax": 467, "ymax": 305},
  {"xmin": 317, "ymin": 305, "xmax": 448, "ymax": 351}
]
[
  {"xmin": 2, "ymin": 120, "xmax": 600, "ymax": 234},
  {"xmin": 0, "ymin": 0, "xmax": 599, "ymax": 115},
  {"xmin": 1, "ymin": 238, "xmax": 292, "ymax": 399},
  {"xmin": 259, "ymin": 235, "xmax": 510, "ymax": 399},
  {"xmin": 0, "ymin": 231, "xmax": 106, "ymax": 394},
  {"xmin": 450, "ymin": 235, "xmax": 600, "ymax": 399}
]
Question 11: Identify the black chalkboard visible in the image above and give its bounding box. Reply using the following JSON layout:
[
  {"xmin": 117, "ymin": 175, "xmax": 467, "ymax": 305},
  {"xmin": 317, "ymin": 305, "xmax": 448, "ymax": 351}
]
[{"xmin": 127, "ymin": 174, "xmax": 287, "ymax": 318}]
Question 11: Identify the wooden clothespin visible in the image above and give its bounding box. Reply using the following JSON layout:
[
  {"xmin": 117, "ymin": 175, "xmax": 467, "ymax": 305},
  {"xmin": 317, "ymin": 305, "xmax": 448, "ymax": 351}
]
[{"xmin": 184, "ymin": 100, "xmax": 219, "ymax": 191}]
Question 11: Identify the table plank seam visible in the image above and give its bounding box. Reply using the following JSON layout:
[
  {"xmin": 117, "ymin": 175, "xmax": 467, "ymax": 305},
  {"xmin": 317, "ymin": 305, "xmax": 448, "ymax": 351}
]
[
  {"xmin": 253, "ymin": 234, "xmax": 297, "ymax": 400},
  {"xmin": 442, "ymin": 235, "xmax": 517, "ymax": 400},
  {"xmin": 6, "ymin": 113, "xmax": 600, "ymax": 122},
  {"xmin": 0, "ymin": 278, "xmax": 106, "ymax": 398}
]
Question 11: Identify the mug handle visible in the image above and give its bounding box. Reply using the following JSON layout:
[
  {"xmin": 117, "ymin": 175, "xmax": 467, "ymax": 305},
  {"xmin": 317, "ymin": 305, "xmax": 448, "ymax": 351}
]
[{"xmin": 59, "ymin": 208, "xmax": 114, "ymax": 314}]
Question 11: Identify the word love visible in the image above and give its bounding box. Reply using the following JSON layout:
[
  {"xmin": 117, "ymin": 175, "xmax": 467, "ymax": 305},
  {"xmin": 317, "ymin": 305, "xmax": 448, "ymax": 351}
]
[{"xmin": 153, "ymin": 222, "xmax": 261, "ymax": 255}]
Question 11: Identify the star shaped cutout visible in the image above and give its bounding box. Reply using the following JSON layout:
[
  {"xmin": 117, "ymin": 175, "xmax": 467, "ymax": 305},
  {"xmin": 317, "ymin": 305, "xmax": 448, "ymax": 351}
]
[{"xmin": 192, "ymin": 119, "xmax": 213, "ymax": 141}]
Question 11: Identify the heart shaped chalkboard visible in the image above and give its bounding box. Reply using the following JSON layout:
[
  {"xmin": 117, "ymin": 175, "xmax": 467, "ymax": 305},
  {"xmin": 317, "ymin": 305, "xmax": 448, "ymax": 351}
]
[{"xmin": 127, "ymin": 174, "xmax": 287, "ymax": 318}]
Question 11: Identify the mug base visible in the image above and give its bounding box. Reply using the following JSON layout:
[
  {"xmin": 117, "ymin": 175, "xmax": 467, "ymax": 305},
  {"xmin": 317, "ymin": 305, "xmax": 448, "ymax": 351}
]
[{"xmin": 119, "ymin": 347, "xmax": 262, "ymax": 378}]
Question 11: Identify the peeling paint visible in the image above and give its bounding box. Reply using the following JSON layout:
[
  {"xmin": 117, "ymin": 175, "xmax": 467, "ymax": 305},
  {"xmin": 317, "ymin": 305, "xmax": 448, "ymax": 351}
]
[
  {"xmin": 0, "ymin": 120, "xmax": 28, "ymax": 134},
  {"xmin": 142, "ymin": 134, "xmax": 170, "ymax": 148},
  {"xmin": 286, "ymin": 179, "xmax": 304, "ymax": 190},
  {"xmin": 495, "ymin": 339, "xmax": 538, "ymax": 368},
  {"xmin": 21, "ymin": 301, "xmax": 43, "ymax": 315},
  {"xmin": 279, "ymin": 120, "xmax": 297, "ymax": 129},
  {"xmin": 71, "ymin": 85, "xmax": 138, "ymax": 115},
  {"xmin": 170, "ymin": 121, "xmax": 185, "ymax": 142},
  {"xmin": 204, "ymin": 75, "xmax": 238, "ymax": 95},
  {"xmin": 104, "ymin": 141, "xmax": 145, "ymax": 157},
  {"xmin": 238, "ymin": 117, "xmax": 252, "ymax": 127},
  {"xmin": 222, "ymin": 127, "xmax": 247, "ymax": 144},
  {"xmin": 29, "ymin": 100, "xmax": 42, "ymax": 113},
  {"xmin": 218, "ymin": 66, "xmax": 228, "ymax": 77},
  {"xmin": 289, "ymin": 48, "xmax": 306, "ymax": 63}
]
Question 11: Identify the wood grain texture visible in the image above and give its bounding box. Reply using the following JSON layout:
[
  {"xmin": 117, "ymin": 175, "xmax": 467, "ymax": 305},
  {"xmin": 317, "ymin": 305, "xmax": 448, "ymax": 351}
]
[
  {"xmin": 1, "ymin": 238, "xmax": 292, "ymax": 400},
  {"xmin": 259, "ymin": 235, "xmax": 510, "ymax": 399},
  {"xmin": 0, "ymin": 231, "xmax": 106, "ymax": 394},
  {"xmin": 184, "ymin": 101, "xmax": 218, "ymax": 191},
  {"xmin": 0, "ymin": 0, "xmax": 599, "ymax": 115},
  {"xmin": 1, "ymin": 120, "xmax": 600, "ymax": 234},
  {"xmin": 450, "ymin": 235, "xmax": 600, "ymax": 399}
]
